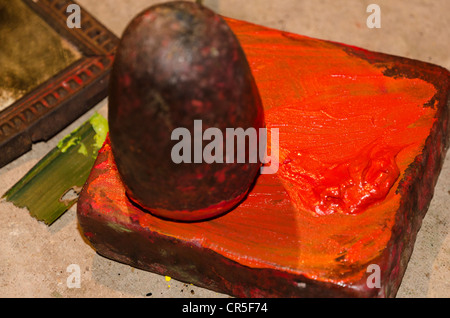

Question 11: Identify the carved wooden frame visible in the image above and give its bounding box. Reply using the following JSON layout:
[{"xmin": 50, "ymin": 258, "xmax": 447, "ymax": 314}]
[{"xmin": 0, "ymin": 0, "xmax": 119, "ymax": 168}]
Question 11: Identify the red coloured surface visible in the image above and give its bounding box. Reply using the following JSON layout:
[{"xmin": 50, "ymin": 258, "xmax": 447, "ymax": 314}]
[{"xmin": 77, "ymin": 17, "xmax": 449, "ymax": 297}]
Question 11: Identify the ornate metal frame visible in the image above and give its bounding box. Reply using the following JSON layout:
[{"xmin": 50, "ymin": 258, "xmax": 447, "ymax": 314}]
[{"xmin": 0, "ymin": 0, "xmax": 118, "ymax": 167}]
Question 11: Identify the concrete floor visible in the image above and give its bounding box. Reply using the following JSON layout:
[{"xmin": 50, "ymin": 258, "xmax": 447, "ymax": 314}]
[{"xmin": 0, "ymin": 0, "xmax": 448, "ymax": 298}]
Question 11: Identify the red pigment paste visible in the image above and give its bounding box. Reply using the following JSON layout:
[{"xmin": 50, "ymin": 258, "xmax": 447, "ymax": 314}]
[
  {"xmin": 225, "ymin": 17, "xmax": 438, "ymax": 217},
  {"xmin": 264, "ymin": 75, "xmax": 435, "ymax": 217},
  {"xmin": 277, "ymin": 141, "xmax": 400, "ymax": 216}
]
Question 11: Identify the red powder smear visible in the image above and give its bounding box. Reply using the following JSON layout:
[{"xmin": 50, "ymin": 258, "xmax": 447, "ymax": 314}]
[
  {"xmin": 277, "ymin": 141, "xmax": 401, "ymax": 216},
  {"xmin": 225, "ymin": 18, "xmax": 437, "ymax": 217}
]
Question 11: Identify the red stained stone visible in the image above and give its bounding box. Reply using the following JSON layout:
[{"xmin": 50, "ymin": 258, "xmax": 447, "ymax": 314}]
[{"xmin": 77, "ymin": 17, "xmax": 449, "ymax": 297}]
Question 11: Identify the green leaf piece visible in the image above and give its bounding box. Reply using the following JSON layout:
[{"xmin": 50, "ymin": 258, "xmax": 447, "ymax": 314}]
[{"xmin": 3, "ymin": 112, "xmax": 109, "ymax": 225}]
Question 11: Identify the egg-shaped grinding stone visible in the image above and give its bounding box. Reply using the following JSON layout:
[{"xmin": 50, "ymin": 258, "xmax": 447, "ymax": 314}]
[{"xmin": 108, "ymin": 1, "xmax": 264, "ymax": 222}]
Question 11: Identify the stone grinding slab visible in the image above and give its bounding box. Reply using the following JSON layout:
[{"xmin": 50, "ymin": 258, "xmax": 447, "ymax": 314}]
[{"xmin": 77, "ymin": 17, "xmax": 449, "ymax": 298}]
